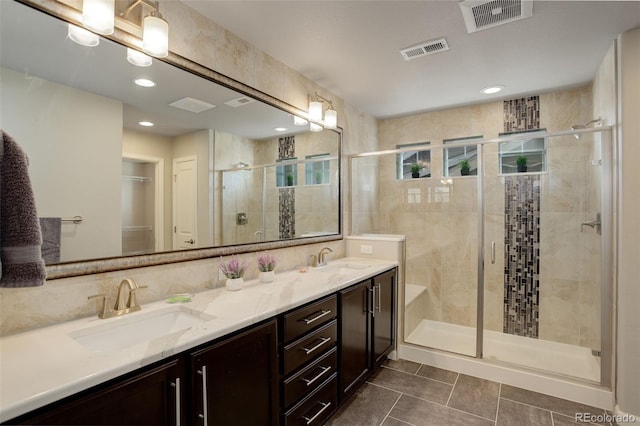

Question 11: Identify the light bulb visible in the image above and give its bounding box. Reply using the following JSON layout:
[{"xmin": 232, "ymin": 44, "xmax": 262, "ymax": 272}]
[
  {"xmin": 82, "ymin": 0, "xmax": 115, "ymax": 35},
  {"xmin": 143, "ymin": 14, "xmax": 169, "ymax": 58},
  {"xmin": 293, "ymin": 116, "xmax": 308, "ymax": 126}
]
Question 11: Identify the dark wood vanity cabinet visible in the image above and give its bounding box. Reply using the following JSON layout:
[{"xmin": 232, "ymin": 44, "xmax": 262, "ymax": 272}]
[
  {"xmin": 280, "ymin": 295, "xmax": 338, "ymax": 426},
  {"xmin": 190, "ymin": 319, "xmax": 279, "ymax": 426},
  {"xmin": 6, "ymin": 268, "xmax": 396, "ymax": 426},
  {"xmin": 10, "ymin": 357, "xmax": 185, "ymax": 425},
  {"xmin": 339, "ymin": 269, "xmax": 396, "ymax": 402}
]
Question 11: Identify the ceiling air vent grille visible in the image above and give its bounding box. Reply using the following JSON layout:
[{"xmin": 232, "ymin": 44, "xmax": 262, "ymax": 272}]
[
  {"xmin": 460, "ymin": 0, "xmax": 533, "ymax": 33},
  {"xmin": 224, "ymin": 96, "xmax": 256, "ymax": 108},
  {"xmin": 169, "ymin": 97, "xmax": 215, "ymax": 113},
  {"xmin": 400, "ymin": 38, "xmax": 449, "ymax": 61}
]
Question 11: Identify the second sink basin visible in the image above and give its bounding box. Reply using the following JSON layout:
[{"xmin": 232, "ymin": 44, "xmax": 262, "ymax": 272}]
[
  {"xmin": 70, "ymin": 305, "xmax": 213, "ymax": 353},
  {"xmin": 316, "ymin": 262, "xmax": 371, "ymax": 274}
]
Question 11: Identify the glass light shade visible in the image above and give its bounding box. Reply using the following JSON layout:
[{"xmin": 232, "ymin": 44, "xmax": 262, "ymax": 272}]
[
  {"xmin": 293, "ymin": 116, "xmax": 308, "ymax": 126},
  {"xmin": 127, "ymin": 48, "xmax": 152, "ymax": 67},
  {"xmin": 68, "ymin": 24, "xmax": 100, "ymax": 47},
  {"xmin": 310, "ymin": 122, "xmax": 323, "ymax": 132},
  {"xmin": 324, "ymin": 108, "xmax": 337, "ymax": 129},
  {"xmin": 143, "ymin": 15, "xmax": 169, "ymax": 58},
  {"xmin": 82, "ymin": 0, "xmax": 114, "ymax": 35},
  {"xmin": 308, "ymin": 100, "xmax": 323, "ymax": 122}
]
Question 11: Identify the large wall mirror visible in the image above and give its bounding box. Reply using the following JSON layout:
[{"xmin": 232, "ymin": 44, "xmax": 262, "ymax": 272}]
[{"xmin": 0, "ymin": 0, "xmax": 342, "ymax": 278}]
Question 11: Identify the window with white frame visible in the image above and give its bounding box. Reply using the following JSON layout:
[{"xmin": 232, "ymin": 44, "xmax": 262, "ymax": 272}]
[
  {"xmin": 396, "ymin": 142, "xmax": 430, "ymax": 179},
  {"xmin": 304, "ymin": 154, "xmax": 331, "ymax": 185},
  {"xmin": 443, "ymin": 136, "xmax": 482, "ymax": 177},
  {"xmin": 499, "ymin": 131, "xmax": 547, "ymax": 174},
  {"xmin": 276, "ymin": 158, "xmax": 297, "ymax": 187}
]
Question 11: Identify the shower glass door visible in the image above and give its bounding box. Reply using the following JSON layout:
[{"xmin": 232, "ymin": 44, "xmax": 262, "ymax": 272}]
[
  {"xmin": 400, "ymin": 145, "xmax": 479, "ymax": 357},
  {"xmin": 482, "ymin": 130, "xmax": 611, "ymax": 384}
]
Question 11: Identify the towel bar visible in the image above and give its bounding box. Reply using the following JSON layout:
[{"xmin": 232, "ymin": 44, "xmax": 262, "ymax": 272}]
[{"xmin": 62, "ymin": 216, "xmax": 83, "ymax": 224}]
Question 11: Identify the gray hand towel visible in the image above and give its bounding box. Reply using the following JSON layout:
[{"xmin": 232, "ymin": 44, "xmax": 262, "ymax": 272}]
[
  {"xmin": 39, "ymin": 217, "xmax": 61, "ymax": 264},
  {"xmin": 0, "ymin": 130, "xmax": 46, "ymax": 287}
]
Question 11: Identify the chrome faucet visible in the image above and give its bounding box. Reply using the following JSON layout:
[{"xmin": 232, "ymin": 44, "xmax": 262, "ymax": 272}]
[
  {"xmin": 88, "ymin": 279, "xmax": 148, "ymax": 319},
  {"xmin": 317, "ymin": 247, "xmax": 334, "ymax": 267}
]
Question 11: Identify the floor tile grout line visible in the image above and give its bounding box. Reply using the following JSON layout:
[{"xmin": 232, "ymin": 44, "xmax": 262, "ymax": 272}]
[
  {"xmin": 386, "ymin": 415, "xmax": 415, "ymax": 426},
  {"xmin": 445, "ymin": 372, "xmax": 460, "ymax": 407},
  {"xmin": 378, "ymin": 392, "xmax": 403, "ymax": 426},
  {"xmin": 380, "ymin": 364, "xmax": 459, "ymax": 387},
  {"xmin": 494, "ymin": 383, "xmax": 501, "ymax": 426}
]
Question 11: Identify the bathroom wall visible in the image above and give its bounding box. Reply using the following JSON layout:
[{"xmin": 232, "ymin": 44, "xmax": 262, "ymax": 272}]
[
  {"xmin": 0, "ymin": 67, "xmax": 123, "ymax": 262},
  {"xmin": 0, "ymin": 0, "xmax": 375, "ymax": 336}
]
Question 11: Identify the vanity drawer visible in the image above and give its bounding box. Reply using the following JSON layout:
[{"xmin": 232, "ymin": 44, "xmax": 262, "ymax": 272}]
[
  {"xmin": 283, "ymin": 295, "xmax": 337, "ymax": 343},
  {"xmin": 284, "ymin": 374, "xmax": 337, "ymax": 426},
  {"xmin": 283, "ymin": 347, "xmax": 337, "ymax": 408},
  {"xmin": 284, "ymin": 320, "xmax": 337, "ymax": 375}
]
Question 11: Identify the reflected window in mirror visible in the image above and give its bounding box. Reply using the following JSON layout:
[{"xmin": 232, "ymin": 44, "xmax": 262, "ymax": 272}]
[{"xmin": 305, "ymin": 154, "xmax": 331, "ymax": 186}]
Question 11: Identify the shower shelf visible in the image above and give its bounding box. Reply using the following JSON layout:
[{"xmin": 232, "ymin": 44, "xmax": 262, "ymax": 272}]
[
  {"xmin": 122, "ymin": 226, "xmax": 152, "ymax": 232},
  {"xmin": 122, "ymin": 175, "xmax": 151, "ymax": 182}
]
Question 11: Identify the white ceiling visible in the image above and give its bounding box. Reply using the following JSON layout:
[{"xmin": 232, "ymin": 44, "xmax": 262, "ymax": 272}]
[{"xmin": 183, "ymin": 0, "xmax": 640, "ymax": 119}]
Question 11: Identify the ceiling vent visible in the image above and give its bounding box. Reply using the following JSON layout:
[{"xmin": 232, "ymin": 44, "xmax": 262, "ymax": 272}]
[
  {"xmin": 460, "ymin": 0, "xmax": 533, "ymax": 33},
  {"xmin": 169, "ymin": 97, "xmax": 215, "ymax": 113},
  {"xmin": 400, "ymin": 38, "xmax": 449, "ymax": 61},
  {"xmin": 224, "ymin": 96, "xmax": 256, "ymax": 108}
]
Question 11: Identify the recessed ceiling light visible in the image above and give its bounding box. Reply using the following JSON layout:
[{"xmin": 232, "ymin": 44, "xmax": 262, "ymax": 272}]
[
  {"xmin": 134, "ymin": 78, "xmax": 156, "ymax": 88},
  {"xmin": 275, "ymin": 127, "xmax": 287, "ymax": 132},
  {"xmin": 481, "ymin": 85, "xmax": 504, "ymax": 95},
  {"xmin": 139, "ymin": 121, "xmax": 154, "ymax": 127}
]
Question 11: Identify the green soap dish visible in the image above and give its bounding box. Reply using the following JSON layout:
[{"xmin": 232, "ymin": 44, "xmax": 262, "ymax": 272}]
[{"xmin": 166, "ymin": 294, "xmax": 193, "ymax": 303}]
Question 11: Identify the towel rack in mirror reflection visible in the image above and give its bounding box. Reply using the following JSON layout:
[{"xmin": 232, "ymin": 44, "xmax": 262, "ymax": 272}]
[{"xmin": 62, "ymin": 216, "xmax": 83, "ymax": 224}]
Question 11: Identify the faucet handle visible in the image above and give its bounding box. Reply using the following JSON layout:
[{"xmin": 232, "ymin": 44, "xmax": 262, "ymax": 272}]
[
  {"xmin": 127, "ymin": 285, "xmax": 148, "ymax": 309},
  {"xmin": 88, "ymin": 294, "xmax": 114, "ymax": 319}
]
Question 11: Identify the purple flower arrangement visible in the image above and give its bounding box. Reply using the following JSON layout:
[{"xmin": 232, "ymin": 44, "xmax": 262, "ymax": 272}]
[
  {"xmin": 257, "ymin": 252, "xmax": 278, "ymax": 272},
  {"xmin": 219, "ymin": 256, "xmax": 248, "ymax": 279}
]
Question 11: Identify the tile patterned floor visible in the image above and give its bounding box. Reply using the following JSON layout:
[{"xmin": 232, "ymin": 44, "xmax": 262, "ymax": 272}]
[{"xmin": 326, "ymin": 359, "xmax": 615, "ymax": 426}]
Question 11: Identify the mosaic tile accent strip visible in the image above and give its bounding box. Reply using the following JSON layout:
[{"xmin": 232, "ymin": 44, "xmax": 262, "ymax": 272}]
[
  {"xmin": 278, "ymin": 136, "xmax": 295, "ymax": 239},
  {"xmin": 503, "ymin": 96, "xmax": 540, "ymax": 132},
  {"xmin": 503, "ymin": 175, "xmax": 541, "ymax": 338}
]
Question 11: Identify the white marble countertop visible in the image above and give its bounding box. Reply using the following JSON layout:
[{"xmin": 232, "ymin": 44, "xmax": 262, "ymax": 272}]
[{"xmin": 0, "ymin": 257, "xmax": 397, "ymax": 422}]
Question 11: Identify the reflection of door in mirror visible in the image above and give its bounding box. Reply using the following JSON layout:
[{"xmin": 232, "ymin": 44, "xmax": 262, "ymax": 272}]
[{"xmin": 173, "ymin": 157, "xmax": 197, "ymax": 250}]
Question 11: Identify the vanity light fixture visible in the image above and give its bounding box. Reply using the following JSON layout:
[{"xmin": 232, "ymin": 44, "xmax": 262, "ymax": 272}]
[
  {"xmin": 481, "ymin": 85, "xmax": 504, "ymax": 95},
  {"xmin": 139, "ymin": 121, "xmax": 154, "ymax": 127},
  {"xmin": 68, "ymin": 24, "xmax": 100, "ymax": 47},
  {"xmin": 308, "ymin": 92, "xmax": 338, "ymax": 130},
  {"xmin": 309, "ymin": 122, "xmax": 323, "ymax": 132},
  {"xmin": 134, "ymin": 78, "xmax": 156, "ymax": 87},
  {"xmin": 127, "ymin": 48, "xmax": 152, "ymax": 67},
  {"xmin": 275, "ymin": 127, "xmax": 287, "ymax": 132},
  {"xmin": 82, "ymin": 0, "xmax": 115, "ymax": 35},
  {"xmin": 142, "ymin": 5, "xmax": 169, "ymax": 58}
]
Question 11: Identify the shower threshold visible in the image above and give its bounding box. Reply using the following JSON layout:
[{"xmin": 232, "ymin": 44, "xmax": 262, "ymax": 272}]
[{"xmin": 405, "ymin": 319, "xmax": 600, "ymax": 382}]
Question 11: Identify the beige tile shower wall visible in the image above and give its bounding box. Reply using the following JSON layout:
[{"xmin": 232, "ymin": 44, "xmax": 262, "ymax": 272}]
[{"xmin": 373, "ymin": 86, "xmax": 597, "ymax": 340}]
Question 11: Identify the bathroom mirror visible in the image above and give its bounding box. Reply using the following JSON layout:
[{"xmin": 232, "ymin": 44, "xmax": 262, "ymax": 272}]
[{"xmin": 0, "ymin": 0, "xmax": 341, "ymax": 276}]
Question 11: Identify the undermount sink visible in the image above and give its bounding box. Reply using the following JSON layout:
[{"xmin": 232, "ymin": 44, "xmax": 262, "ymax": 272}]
[
  {"xmin": 316, "ymin": 262, "xmax": 371, "ymax": 273},
  {"xmin": 70, "ymin": 305, "xmax": 213, "ymax": 353}
]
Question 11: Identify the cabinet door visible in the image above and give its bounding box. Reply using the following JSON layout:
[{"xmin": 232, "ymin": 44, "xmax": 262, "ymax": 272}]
[
  {"xmin": 373, "ymin": 269, "xmax": 396, "ymax": 367},
  {"xmin": 191, "ymin": 319, "xmax": 278, "ymax": 426},
  {"xmin": 338, "ymin": 280, "xmax": 371, "ymax": 401},
  {"xmin": 13, "ymin": 358, "xmax": 184, "ymax": 425}
]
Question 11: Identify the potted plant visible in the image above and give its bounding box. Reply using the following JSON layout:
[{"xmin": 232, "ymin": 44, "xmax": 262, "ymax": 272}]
[
  {"xmin": 286, "ymin": 174, "xmax": 294, "ymax": 186},
  {"xmin": 257, "ymin": 252, "xmax": 278, "ymax": 283},
  {"xmin": 460, "ymin": 159, "xmax": 470, "ymax": 176},
  {"xmin": 410, "ymin": 163, "xmax": 421, "ymax": 178},
  {"xmin": 219, "ymin": 256, "xmax": 248, "ymax": 291},
  {"xmin": 516, "ymin": 156, "xmax": 528, "ymax": 173}
]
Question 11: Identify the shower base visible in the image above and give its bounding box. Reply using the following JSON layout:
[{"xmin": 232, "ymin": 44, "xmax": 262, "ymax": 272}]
[{"xmin": 405, "ymin": 319, "xmax": 600, "ymax": 382}]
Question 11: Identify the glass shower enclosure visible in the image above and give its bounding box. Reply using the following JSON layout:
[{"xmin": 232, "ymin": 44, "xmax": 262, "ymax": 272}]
[{"xmin": 349, "ymin": 127, "xmax": 613, "ymax": 387}]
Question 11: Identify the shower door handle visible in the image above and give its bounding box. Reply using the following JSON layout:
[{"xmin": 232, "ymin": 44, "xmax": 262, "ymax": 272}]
[
  {"xmin": 491, "ymin": 241, "xmax": 496, "ymax": 265},
  {"xmin": 581, "ymin": 213, "xmax": 601, "ymax": 235}
]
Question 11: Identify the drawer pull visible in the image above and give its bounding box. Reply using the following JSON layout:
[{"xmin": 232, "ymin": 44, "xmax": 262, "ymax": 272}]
[
  {"xmin": 302, "ymin": 402, "xmax": 332, "ymax": 425},
  {"xmin": 302, "ymin": 337, "xmax": 331, "ymax": 355},
  {"xmin": 197, "ymin": 367, "xmax": 208, "ymax": 426},
  {"xmin": 170, "ymin": 378, "xmax": 181, "ymax": 426},
  {"xmin": 301, "ymin": 366, "xmax": 331, "ymax": 387},
  {"xmin": 302, "ymin": 309, "xmax": 332, "ymax": 325}
]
